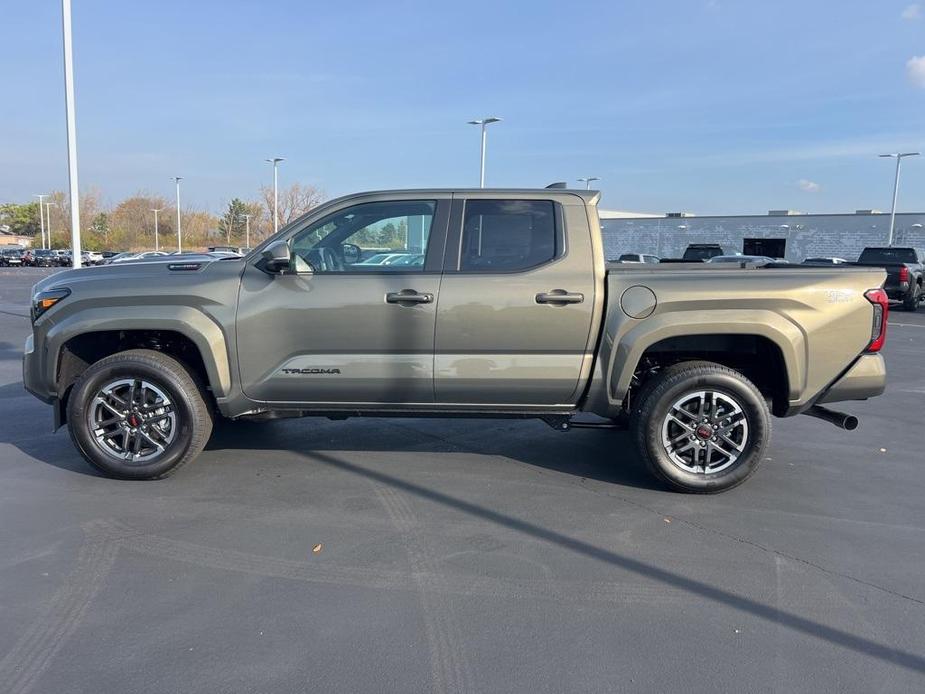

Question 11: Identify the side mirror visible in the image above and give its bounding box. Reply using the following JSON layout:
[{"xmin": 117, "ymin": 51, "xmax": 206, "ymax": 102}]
[{"xmin": 261, "ymin": 240, "xmax": 291, "ymax": 274}]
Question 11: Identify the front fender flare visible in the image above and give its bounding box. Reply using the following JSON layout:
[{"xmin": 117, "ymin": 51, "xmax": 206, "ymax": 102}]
[{"xmin": 44, "ymin": 306, "xmax": 232, "ymax": 397}]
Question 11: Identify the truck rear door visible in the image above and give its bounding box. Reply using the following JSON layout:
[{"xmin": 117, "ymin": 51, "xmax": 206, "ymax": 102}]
[{"xmin": 433, "ymin": 193, "xmax": 597, "ymax": 405}]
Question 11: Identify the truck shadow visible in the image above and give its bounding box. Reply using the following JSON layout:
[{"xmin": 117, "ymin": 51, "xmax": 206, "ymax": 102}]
[{"xmin": 204, "ymin": 416, "xmax": 662, "ymax": 491}]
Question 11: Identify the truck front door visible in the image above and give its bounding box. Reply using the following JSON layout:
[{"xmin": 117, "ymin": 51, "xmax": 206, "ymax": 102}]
[
  {"xmin": 434, "ymin": 195, "xmax": 597, "ymax": 406},
  {"xmin": 237, "ymin": 196, "xmax": 449, "ymax": 405}
]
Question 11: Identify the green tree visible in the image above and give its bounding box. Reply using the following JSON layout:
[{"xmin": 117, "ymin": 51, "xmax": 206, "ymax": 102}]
[
  {"xmin": 219, "ymin": 198, "xmax": 250, "ymax": 244},
  {"xmin": 0, "ymin": 202, "xmax": 41, "ymax": 237}
]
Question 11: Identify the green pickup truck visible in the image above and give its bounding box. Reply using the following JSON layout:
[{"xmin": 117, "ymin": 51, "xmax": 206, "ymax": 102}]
[{"xmin": 23, "ymin": 188, "xmax": 888, "ymax": 492}]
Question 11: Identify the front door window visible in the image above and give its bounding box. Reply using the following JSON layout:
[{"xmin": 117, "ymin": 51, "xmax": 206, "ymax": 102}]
[{"xmin": 290, "ymin": 200, "xmax": 435, "ymax": 272}]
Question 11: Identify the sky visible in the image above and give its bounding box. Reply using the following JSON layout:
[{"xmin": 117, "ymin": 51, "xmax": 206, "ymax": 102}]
[{"xmin": 1, "ymin": 0, "xmax": 925, "ymax": 215}]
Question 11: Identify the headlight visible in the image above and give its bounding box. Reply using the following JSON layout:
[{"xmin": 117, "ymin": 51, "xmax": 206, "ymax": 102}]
[{"xmin": 31, "ymin": 288, "xmax": 70, "ymax": 321}]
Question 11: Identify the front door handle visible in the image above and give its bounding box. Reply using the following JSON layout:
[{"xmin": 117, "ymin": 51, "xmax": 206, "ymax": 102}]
[
  {"xmin": 386, "ymin": 290, "xmax": 434, "ymax": 305},
  {"xmin": 535, "ymin": 290, "xmax": 584, "ymax": 305}
]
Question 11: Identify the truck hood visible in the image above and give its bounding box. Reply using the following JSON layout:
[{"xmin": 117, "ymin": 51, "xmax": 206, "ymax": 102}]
[{"xmin": 33, "ymin": 257, "xmax": 241, "ymax": 295}]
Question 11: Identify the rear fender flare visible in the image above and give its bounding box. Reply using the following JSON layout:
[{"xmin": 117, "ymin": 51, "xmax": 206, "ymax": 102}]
[{"xmin": 608, "ymin": 310, "xmax": 805, "ymax": 405}]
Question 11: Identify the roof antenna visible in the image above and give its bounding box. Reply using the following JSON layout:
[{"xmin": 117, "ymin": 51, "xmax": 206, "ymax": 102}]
[{"xmin": 545, "ymin": 182, "xmax": 568, "ymax": 189}]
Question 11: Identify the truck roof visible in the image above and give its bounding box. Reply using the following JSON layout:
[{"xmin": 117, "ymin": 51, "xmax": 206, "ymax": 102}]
[{"xmin": 331, "ymin": 188, "xmax": 601, "ymax": 204}]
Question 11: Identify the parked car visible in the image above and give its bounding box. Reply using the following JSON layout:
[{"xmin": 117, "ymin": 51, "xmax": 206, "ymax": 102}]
[
  {"xmin": 24, "ymin": 188, "xmax": 888, "ymax": 493},
  {"xmin": 615, "ymin": 253, "xmax": 660, "ymax": 264},
  {"xmin": 0, "ymin": 248, "xmax": 24, "ymax": 267},
  {"xmin": 52, "ymin": 250, "xmax": 71, "ymax": 266},
  {"xmin": 850, "ymin": 247, "xmax": 923, "ymax": 311},
  {"xmin": 110, "ymin": 251, "xmax": 169, "ymax": 264},
  {"xmin": 102, "ymin": 252, "xmax": 136, "ymax": 264},
  {"xmin": 708, "ymin": 255, "xmax": 776, "ymax": 266},
  {"xmin": 802, "ymin": 257, "xmax": 849, "ymax": 265},
  {"xmin": 27, "ymin": 249, "xmax": 61, "ymax": 267},
  {"xmin": 81, "ymin": 251, "xmax": 104, "ymax": 265},
  {"xmin": 683, "ymin": 243, "xmax": 726, "ymax": 261},
  {"xmin": 354, "ymin": 252, "xmax": 409, "ymax": 266}
]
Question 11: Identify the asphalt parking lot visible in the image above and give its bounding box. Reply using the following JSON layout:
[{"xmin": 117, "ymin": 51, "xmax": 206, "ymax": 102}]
[{"xmin": 0, "ymin": 267, "xmax": 923, "ymax": 693}]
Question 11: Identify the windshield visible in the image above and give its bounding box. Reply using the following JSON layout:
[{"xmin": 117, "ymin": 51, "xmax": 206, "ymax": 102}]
[{"xmin": 858, "ymin": 247, "xmax": 917, "ymax": 264}]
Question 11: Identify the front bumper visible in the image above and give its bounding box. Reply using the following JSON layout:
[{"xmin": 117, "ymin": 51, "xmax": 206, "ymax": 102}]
[
  {"xmin": 816, "ymin": 353, "xmax": 886, "ymax": 405},
  {"xmin": 22, "ymin": 333, "xmax": 54, "ymax": 404}
]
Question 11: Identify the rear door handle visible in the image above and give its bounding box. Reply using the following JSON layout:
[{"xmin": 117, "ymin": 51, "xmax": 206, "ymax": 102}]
[
  {"xmin": 535, "ymin": 290, "xmax": 584, "ymax": 305},
  {"xmin": 386, "ymin": 290, "xmax": 434, "ymax": 304}
]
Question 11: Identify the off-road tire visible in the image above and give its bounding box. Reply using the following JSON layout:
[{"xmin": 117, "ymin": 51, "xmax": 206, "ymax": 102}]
[
  {"xmin": 630, "ymin": 360, "xmax": 770, "ymax": 493},
  {"xmin": 902, "ymin": 284, "xmax": 921, "ymax": 311},
  {"xmin": 67, "ymin": 349, "xmax": 213, "ymax": 480}
]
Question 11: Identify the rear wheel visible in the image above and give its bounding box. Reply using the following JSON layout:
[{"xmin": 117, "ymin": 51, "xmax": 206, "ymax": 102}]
[
  {"xmin": 902, "ymin": 284, "xmax": 921, "ymax": 311},
  {"xmin": 67, "ymin": 349, "xmax": 213, "ymax": 479},
  {"xmin": 631, "ymin": 361, "xmax": 770, "ymax": 493}
]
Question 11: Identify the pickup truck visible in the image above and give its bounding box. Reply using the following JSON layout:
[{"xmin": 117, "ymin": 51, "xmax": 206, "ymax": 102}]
[
  {"xmin": 853, "ymin": 246, "xmax": 923, "ymax": 311},
  {"xmin": 659, "ymin": 244, "xmax": 727, "ymax": 264},
  {"xmin": 22, "ymin": 188, "xmax": 889, "ymax": 493}
]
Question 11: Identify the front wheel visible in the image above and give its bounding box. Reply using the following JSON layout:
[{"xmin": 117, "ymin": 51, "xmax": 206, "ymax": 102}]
[
  {"xmin": 631, "ymin": 361, "xmax": 770, "ymax": 493},
  {"xmin": 67, "ymin": 349, "xmax": 213, "ymax": 479}
]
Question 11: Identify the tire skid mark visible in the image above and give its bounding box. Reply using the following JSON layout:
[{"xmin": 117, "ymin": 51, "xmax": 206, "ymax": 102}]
[
  {"xmin": 375, "ymin": 486, "xmax": 474, "ymax": 694},
  {"xmin": 90, "ymin": 521, "xmax": 691, "ymax": 606},
  {"xmin": 0, "ymin": 525, "xmax": 118, "ymax": 694}
]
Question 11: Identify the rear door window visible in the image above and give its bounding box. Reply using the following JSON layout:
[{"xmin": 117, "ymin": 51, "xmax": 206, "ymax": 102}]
[{"xmin": 459, "ymin": 200, "xmax": 557, "ymax": 272}]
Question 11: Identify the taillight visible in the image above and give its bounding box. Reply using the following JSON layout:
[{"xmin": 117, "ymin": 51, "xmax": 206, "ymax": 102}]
[
  {"xmin": 898, "ymin": 266, "xmax": 910, "ymax": 284},
  {"xmin": 864, "ymin": 288, "xmax": 889, "ymax": 352}
]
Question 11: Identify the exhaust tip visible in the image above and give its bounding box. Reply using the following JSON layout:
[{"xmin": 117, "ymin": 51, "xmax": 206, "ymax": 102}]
[{"xmin": 804, "ymin": 405, "xmax": 860, "ymax": 431}]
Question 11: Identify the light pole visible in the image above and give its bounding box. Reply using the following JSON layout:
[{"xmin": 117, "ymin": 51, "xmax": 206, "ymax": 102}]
[
  {"xmin": 577, "ymin": 176, "xmax": 600, "ymax": 190},
  {"xmin": 467, "ymin": 117, "xmax": 501, "ymax": 187},
  {"xmin": 45, "ymin": 202, "xmax": 58, "ymax": 246},
  {"xmin": 61, "ymin": 0, "xmax": 82, "ymax": 268},
  {"xmin": 172, "ymin": 177, "xmax": 183, "ymax": 253},
  {"xmin": 226, "ymin": 213, "xmax": 235, "ymax": 244},
  {"xmin": 242, "ymin": 214, "xmax": 251, "ymax": 249},
  {"xmin": 879, "ymin": 152, "xmax": 920, "ymax": 246},
  {"xmin": 151, "ymin": 208, "xmax": 162, "ymax": 251},
  {"xmin": 33, "ymin": 194, "xmax": 48, "ymax": 249},
  {"xmin": 265, "ymin": 157, "xmax": 284, "ymax": 233}
]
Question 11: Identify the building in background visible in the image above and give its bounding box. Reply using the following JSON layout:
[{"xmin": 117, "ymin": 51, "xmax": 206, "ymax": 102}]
[
  {"xmin": 0, "ymin": 226, "xmax": 33, "ymax": 248},
  {"xmin": 598, "ymin": 209, "xmax": 925, "ymax": 261}
]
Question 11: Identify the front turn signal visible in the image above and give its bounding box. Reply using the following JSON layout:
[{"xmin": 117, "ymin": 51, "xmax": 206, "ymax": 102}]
[{"xmin": 31, "ymin": 288, "xmax": 71, "ymax": 322}]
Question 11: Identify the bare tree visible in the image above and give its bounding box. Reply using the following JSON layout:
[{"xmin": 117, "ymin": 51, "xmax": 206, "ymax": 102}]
[{"xmin": 260, "ymin": 182, "xmax": 324, "ymax": 236}]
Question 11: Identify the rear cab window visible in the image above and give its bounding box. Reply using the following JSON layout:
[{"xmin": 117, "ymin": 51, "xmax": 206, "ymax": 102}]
[{"xmin": 858, "ymin": 248, "xmax": 917, "ymax": 264}]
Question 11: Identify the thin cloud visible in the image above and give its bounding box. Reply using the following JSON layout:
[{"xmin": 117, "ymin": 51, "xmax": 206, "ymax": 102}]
[
  {"xmin": 797, "ymin": 179, "xmax": 821, "ymax": 193},
  {"xmin": 901, "ymin": 3, "xmax": 921, "ymax": 20},
  {"xmin": 907, "ymin": 56, "xmax": 925, "ymax": 87}
]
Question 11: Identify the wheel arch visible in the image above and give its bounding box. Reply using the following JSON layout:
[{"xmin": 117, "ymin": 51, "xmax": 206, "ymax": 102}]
[
  {"xmin": 47, "ymin": 308, "xmax": 232, "ymax": 417},
  {"xmin": 609, "ymin": 312, "xmax": 804, "ymax": 416}
]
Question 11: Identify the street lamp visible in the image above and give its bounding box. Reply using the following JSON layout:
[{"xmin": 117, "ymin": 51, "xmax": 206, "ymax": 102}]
[
  {"xmin": 61, "ymin": 0, "xmax": 82, "ymax": 268},
  {"xmin": 172, "ymin": 177, "xmax": 183, "ymax": 253},
  {"xmin": 467, "ymin": 117, "xmax": 502, "ymax": 187},
  {"xmin": 577, "ymin": 176, "xmax": 600, "ymax": 190},
  {"xmin": 879, "ymin": 152, "xmax": 920, "ymax": 246},
  {"xmin": 242, "ymin": 214, "xmax": 251, "ymax": 249},
  {"xmin": 151, "ymin": 208, "xmax": 162, "ymax": 251},
  {"xmin": 44, "ymin": 202, "xmax": 58, "ymax": 249},
  {"xmin": 265, "ymin": 157, "xmax": 284, "ymax": 233},
  {"xmin": 33, "ymin": 194, "xmax": 48, "ymax": 249}
]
